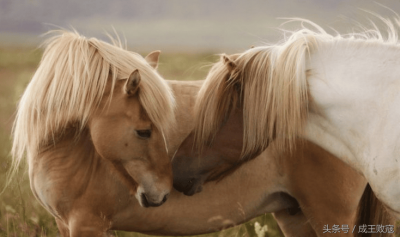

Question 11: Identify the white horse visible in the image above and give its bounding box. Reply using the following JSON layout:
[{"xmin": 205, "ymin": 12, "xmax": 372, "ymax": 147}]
[{"xmin": 187, "ymin": 17, "xmax": 400, "ymax": 220}]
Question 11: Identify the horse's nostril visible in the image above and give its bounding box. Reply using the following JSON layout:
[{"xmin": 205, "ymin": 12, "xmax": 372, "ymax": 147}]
[
  {"xmin": 141, "ymin": 193, "xmax": 149, "ymax": 207},
  {"xmin": 162, "ymin": 193, "xmax": 169, "ymax": 203},
  {"xmin": 184, "ymin": 178, "xmax": 196, "ymax": 192}
]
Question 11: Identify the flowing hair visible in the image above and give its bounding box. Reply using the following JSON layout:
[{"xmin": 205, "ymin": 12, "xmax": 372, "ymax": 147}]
[{"xmin": 10, "ymin": 30, "xmax": 175, "ymax": 185}]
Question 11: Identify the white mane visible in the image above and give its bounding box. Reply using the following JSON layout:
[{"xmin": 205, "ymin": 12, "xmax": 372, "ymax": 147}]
[{"xmin": 194, "ymin": 16, "xmax": 400, "ymax": 158}]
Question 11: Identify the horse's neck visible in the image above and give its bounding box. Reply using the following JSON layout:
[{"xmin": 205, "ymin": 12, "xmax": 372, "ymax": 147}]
[
  {"xmin": 114, "ymin": 148, "xmax": 289, "ymax": 235},
  {"xmin": 305, "ymin": 40, "xmax": 400, "ymax": 213},
  {"xmin": 30, "ymin": 128, "xmax": 115, "ymax": 219},
  {"xmin": 166, "ymin": 80, "xmax": 204, "ymax": 156}
]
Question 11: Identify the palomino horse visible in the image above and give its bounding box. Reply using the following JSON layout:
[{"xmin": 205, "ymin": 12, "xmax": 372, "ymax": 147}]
[
  {"xmin": 173, "ymin": 17, "xmax": 400, "ymax": 220},
  {"xmin": 11, "ymin": 50, "xmax": 369, "ymax": 236},
  {"xmin": 76, "ymin": 79, "xmax": 368, "ymax": 237},
  {"xmin": 10, "ymin": 31, "xmax": 176, "ymax": 236},
  {"xmin": 119, "ymin": 80, "xmax": 368, "ymax": 237}
]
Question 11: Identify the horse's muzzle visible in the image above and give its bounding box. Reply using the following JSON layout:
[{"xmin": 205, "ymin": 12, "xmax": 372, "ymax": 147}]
[{"xmin": 141, "ymin": 192, "xmax": 169, "ymax": 208}]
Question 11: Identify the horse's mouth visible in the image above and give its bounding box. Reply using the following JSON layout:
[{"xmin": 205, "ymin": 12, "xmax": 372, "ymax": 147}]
[
  {"xmin": 140, "ymin": 193, "xmax": 168, "ymax": 208},
  {"xmin": 173, "ymin": 177, "xmax": 201, "ymax": 196},
  {"xmin": 183, "ymin": 184, "xmax": 202, "ymax": 196},
  {"xmin": 141, "ymin": 193, "xmax": 150, "ymax": 207},
  {"xmin": 182, "ymin": 178, "xmax": 203, "ymax": 196}
]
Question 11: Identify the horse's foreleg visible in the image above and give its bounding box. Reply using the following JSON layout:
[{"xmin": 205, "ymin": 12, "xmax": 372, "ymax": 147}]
[
  {"xmin": 273, "ymin": 210, "xmax": 317, "ymax": 237},
  {"xmin": 67, "ymin": 211, "xmax": 113, "ymax": 237},
  {"xmin": 56, "ymin": 218, "xmax": 70, "ymax": 237},
  {"xmin": 300, "ymin": 204, "xmax": 356, "ymax": 237}
]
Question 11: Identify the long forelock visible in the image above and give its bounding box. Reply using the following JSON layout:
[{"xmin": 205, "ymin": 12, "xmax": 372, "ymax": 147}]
[
  {"xmin": 89, "ymin": 36, "xmax": 176, "ymax": 134},
  {"xmin": 193, "ymin": 59, "xmax": 240, "ymax": 152},
  {"xmin": 193, "ymin": 42, "xmax": 310, "ymax": 159},
  {"xmin": 11, "ymin": 30, "xmax": 175, "ymax": 180}
]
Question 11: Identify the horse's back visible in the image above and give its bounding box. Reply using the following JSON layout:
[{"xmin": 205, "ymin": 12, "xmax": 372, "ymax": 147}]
[{"xmin": 166, "ymin": 80, "xmax": 204, "ymax": 156}]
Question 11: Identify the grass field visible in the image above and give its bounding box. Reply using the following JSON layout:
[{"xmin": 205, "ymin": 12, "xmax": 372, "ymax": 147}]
[{"xmin": 0, "ymin": 47, "xmax": 283, "ymax": 237}]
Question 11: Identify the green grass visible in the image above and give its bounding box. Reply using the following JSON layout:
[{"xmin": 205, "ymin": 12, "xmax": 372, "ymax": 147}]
[
  {"xmin": 0, "ymin": 47, "xmax": 283, "ymax": 237},
  {"xmin": 0, "ymin": 47, "xmax": 60, "ymax": 237}
]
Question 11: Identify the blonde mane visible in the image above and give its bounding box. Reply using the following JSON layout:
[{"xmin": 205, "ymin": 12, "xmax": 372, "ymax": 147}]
[
  {"xmin": 194, "ymin": 16, "xmax": 400, "ymax": 159},
  {"xmin": 11, "ymin": 30, "xmax": 175, "ymax": 177}
]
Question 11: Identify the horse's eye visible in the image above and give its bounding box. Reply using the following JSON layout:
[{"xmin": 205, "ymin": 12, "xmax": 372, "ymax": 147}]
[{"xmin": 136, "ymin": 129, "xmax": 152, "ymax": 139}]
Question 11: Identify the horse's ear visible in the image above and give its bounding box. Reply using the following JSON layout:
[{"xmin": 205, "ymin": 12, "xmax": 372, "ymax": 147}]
[
  {"xmin": 222, "ymin": 54, "xmax": 236, "ymax": 72},
  {"xmin": 145, "ymin": 50, "xmax": 161, "ymax": 69},
  {"xmin": 125, "ymin": 69, "xmax": 141, "ymax": 96},
  {"xmin": 222, "ymin": 54, "xmax": 241, "ymax": 95}
]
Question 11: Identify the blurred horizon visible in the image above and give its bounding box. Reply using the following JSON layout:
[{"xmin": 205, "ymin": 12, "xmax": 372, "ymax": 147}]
[{"xmin": 2, "ymin": 0, "xmax": 400, "ymax": 53}]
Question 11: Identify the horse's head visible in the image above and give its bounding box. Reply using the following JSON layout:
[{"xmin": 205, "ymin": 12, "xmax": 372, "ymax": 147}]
[
  {"xmin": 89, "ymin": 51, "xmax": 174, "ymax": 207},
  {"xmin": 172, "ymin": 53, "xmax": 265, "ymax": 195},
  {"xmin": 172, "ymin": 107, "xmax": 247, "ymax": 196},
  {"xmin": 173, "ymin": 45, "xmax": 308, "ymax": 195},
  {"xmin": 12, "ymin": 31, "xmax": 176, "ymax": 207}
]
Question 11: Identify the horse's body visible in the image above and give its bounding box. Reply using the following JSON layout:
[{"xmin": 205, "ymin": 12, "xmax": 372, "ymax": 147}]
[
  {"xmin": 11, "ymin": 31, "xmax": 176, "ymax": 236},
  {"xmin": 305, "ymin": 36, "xmax": 400, "ymax": 217},
  {"xmin": 173, "ymin": 18, "xmax": 400, "ymax": 220},
  {"xmin": 269, "ymin": 140, "xmax": 366, "ymax": 237},
  {"xmin": 12, "ymin": 59, "xmax": 367, "ymax": 236},
  {"xmin": 169, "ymin": 81, "xmax": 366, "ymax": 236},
  {"xmin": 70, "ymin": 80, "xmax": 366, "ymax": 237}
]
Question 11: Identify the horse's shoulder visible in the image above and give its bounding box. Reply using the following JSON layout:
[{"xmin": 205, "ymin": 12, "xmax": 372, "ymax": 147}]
[{"xmin": 30, "ymin": 131, "xmax": 97, "ymax": 216}]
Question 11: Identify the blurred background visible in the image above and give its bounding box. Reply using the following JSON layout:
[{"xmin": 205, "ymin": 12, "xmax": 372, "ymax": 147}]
[
  {"xmin": 1, "ymin": 0, "xmax": 400, "ymax": 236},
  {"xmin": 2, "ymin": 0, "xmax": 400, "ymax": 52}
]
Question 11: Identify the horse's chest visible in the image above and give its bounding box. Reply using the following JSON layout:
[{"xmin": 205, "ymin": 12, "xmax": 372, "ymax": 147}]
[{"xmin": 30, "ymin": 152, "xmax": 87, "ymax": 219}]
